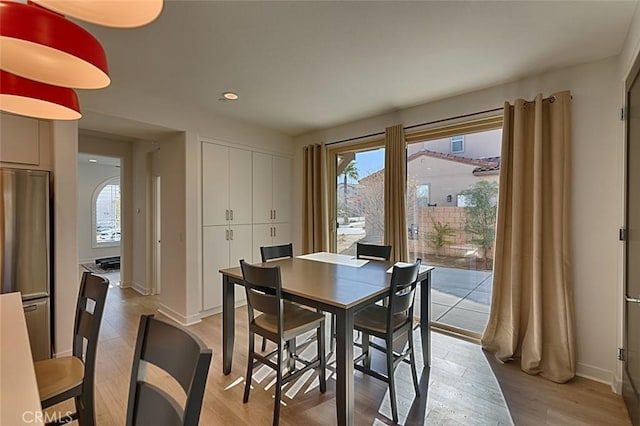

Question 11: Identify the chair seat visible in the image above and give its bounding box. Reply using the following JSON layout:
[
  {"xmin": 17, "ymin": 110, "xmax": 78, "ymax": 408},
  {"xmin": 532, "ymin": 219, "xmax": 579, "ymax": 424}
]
[
  {"xmin": 34, "ymin": 356, "xmax": 84, "ymax": 401},
  {"xmin": 354, "ymin": 305, "xmax": 409, "ymax": 335},
  {"xmin": 254, "ymin": 302, "xmax": 324, "ymax": 341}
]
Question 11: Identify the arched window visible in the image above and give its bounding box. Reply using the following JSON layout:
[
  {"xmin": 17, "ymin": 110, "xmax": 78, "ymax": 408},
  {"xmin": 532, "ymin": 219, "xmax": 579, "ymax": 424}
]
[{"xmin": 93, "ymin": 176, "xmax": 121, "ymax": 246}]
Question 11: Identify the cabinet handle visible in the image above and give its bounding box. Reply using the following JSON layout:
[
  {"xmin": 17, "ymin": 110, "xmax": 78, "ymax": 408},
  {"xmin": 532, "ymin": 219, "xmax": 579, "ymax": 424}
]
[
  {"xmin": 230, "ymin": 229, "xmax": 234, "ymax": 240},
  {"xmin": 273, "ymin": 209, "xmax": 276, "ymax": 220},
  {"xmin": 269, "ymin": 209, "xmax": 273, "ymax": 220},
  {"xmin": 23, "ymin": 304, "xmax": 37, "ymax": 312},
  {"xmin": 230, "ymin": 209, "xmax": 233, "ymax": 221},
  {"xmin": 273, "ymin": 226, "xmax": 276, "ymax": 237},
  {"xmin": 225, "ymin": 229, "xmax": 229, "ymax": 240},
  {"xmin": 225, "ymin": 209, "xmax": 229, "ymax": 221}
]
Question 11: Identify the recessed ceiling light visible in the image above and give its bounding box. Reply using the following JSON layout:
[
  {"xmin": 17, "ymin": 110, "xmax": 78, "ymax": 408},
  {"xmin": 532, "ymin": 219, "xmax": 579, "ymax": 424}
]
[
  {"xmin": 89, "ymin": 159, "xmax": 97, "ymax": 163},
  {"xmin": 222, "ymin": 91, "xmax": 238, "ymax": 100}
]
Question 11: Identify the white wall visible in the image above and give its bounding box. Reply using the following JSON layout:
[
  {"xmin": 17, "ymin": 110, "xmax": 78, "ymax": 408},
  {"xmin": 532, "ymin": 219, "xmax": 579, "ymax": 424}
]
[
  {"xmin": 294, "ymin": 56, "xmax": 624, "ymax": 388},
  {"xmin": 77, "ymin": 162, "xmax": 120, "ymax": 263}
]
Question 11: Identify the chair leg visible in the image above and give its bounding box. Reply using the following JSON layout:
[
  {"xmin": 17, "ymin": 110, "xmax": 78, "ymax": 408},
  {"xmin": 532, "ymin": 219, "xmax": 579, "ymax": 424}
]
[
  {"xmin": 244, "ymin": 332, "xmax": 255, "ymax": 403},
  {"xmin": 386, "ymin": 341, "xmax": 398, "ymax": 424},
  {"xmin": 362, "ymin": 332, "xmax": 370, "ymax": 369},
  {"xmin": 286, "ymin": 338, "xmax": 296, "ymax": 372},
  {"xmin": 408, "ymin": 328, "xmax": 420, "ymax": 397},
  {"xmin": 330, "ymin": 314, "xmax": 335, "ymax": 352},
  {"xmin": 273, "ymin": 343, "xmax": 283, "ymax": 426},
  {"xmin": 77, "ymin": 391, "xmax": 95, "ymax": 426},
  {"xmin": 261, "ymin": 337, "xmax": 267, "ymax": 352},
  {"xmin": 317, "ymin": 322, "xmax": 326, "ymax": 393}
]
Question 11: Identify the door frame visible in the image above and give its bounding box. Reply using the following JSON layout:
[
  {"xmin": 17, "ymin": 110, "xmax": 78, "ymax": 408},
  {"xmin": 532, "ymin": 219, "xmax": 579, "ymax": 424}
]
[{"xmin": 623, "ymin": 52, "xmax": 640, "ymax": 425}]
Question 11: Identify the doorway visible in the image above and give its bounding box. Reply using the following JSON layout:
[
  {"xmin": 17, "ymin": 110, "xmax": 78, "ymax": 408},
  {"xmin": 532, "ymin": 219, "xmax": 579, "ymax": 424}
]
[
  {"xmin": 152, "ymin": 175, "xmax": 162, "ymax": 295},
  {"xmin": 624, "ymin": 58, "xmax": 640, "ymax": 424}
]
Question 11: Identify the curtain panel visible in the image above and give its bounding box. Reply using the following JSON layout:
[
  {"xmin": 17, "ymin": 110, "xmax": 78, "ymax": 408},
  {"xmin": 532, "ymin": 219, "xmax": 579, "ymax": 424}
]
[
  {"xmin": 482, "ymin": 91, "xmax": 575, "ymax": 383},
  {"xmin": 384, "ymin": 124, "xmax": 409, "ymax": 263},
  {"xmin": 302, "ymin": 143, "xmax": 329, "ymax": 253}
]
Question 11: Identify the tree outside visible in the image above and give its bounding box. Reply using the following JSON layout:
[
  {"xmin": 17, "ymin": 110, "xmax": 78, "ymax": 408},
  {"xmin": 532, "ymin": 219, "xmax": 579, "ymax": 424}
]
[
  {"xmin": 459, "ymin": 180, "xmax": 499, "ymax": 269},
  {"xmin": 338, "ymin": 161, "xmax": 359, "ymax": 224}
]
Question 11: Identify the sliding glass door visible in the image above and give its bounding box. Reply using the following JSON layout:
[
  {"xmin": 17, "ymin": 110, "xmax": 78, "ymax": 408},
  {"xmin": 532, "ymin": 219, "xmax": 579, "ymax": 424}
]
[
  {"xmin": 329, "ymin": 143, "xmax": 385, "ymax": 255},
  {"xmin": 406, "ymin": 120, "xmax": 502, "ymax": 337}
]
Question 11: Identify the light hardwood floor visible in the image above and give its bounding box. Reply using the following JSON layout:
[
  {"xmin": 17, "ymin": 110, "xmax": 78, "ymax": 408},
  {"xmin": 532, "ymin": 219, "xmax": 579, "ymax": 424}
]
[{"xmin": 46, "ymin": 283, "xmax": 631, "ymax": 425}]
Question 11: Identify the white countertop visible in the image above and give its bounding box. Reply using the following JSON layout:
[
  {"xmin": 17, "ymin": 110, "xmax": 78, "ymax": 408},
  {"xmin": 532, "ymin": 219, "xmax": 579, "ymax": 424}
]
[{"xmin": 0, "ymin": 292, "xmax": 44, "ymax": 425}]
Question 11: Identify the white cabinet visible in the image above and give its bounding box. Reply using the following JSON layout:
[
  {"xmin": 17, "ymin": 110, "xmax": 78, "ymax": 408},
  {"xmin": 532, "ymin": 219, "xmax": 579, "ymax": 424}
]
[
  {"xmin": 252, "ymin": 223, "xmax": 291, "ymax": 263},
  {"xmin": 202, "ymin": 224, "xmax": 252, "ymax": 311},
  {"xmin": 202, "ymin": 143, "xmax": 252, "ymax": 226},
  {"xmin": 252, "ymin": 152, "xmax": 291, "ymax": 224}
]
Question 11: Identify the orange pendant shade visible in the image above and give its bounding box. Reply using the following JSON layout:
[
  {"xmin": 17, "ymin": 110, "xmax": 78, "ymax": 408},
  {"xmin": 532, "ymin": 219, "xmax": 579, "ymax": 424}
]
[
  {"xmin": 31, "ymin": 0, "xmax": 163, "ymax": 28},
  {"xmin": 0, "ymin": 70, "xmax": 81, "ymax": 120},
  {"xmin": 0, "ymin": 1, "xmax": 110, "ymax": 89}
]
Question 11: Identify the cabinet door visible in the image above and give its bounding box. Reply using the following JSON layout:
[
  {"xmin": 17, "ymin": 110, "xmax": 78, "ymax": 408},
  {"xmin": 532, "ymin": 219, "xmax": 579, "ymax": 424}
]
[
  {"xmin": 252, "ymin": 223, "xmax": 274, "ymax": 263},
  {"xmin": 252, "ymin": 152, "xmax": 273, "ymax": 224},
  {"xmin": 202, "ymin": 225, "xmax": 229, "ymax": 311},
  {"xmin": 0, "ymin": 113, "xmax": 40, "ymax": 165},
  {"xmin": 272, "ymin": 156, "xmax": 291, "ymax": 224},
  {"xmin": 229, "ymin": 148, "xmax": 253, "ymax": 225},
  {"xmin": 202, "ymin": 143, "xmax": 229, "ymax": 226},
  {"xmin": 273, "ymin": 223, "xmax": 291, "ymax": 247},
  {"xmin": 229, "ymin": 224, "xmax": 252, "ymax": 302}
]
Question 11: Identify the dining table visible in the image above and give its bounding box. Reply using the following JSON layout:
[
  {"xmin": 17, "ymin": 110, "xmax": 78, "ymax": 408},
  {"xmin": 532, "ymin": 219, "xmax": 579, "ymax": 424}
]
[
  {"xmin": 218, "ymin": 252, "xmax": 434, "ymax": 426},
  {"xmin": 0, "ymin": 292, "xmax": 44, "ymax": 425}
]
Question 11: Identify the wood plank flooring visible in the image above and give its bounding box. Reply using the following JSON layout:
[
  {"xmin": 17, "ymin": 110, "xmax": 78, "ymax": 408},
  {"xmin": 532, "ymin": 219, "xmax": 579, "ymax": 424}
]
[{"xmin": 45, "ymin": 283, "xmax": 631, "ymax": 425}]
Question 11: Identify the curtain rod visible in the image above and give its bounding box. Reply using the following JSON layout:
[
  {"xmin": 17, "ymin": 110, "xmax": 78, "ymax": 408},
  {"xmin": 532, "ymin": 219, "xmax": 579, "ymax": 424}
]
[{"xmin": 325, "ymin": 106, "xmax": 505, "ymax": 146}]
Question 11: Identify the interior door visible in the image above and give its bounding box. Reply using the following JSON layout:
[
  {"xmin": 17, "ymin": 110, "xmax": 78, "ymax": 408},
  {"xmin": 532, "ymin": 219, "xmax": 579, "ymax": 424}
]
[{"xmin": 624, "ymin": 63, "xmax": 640, "ymax": 425}]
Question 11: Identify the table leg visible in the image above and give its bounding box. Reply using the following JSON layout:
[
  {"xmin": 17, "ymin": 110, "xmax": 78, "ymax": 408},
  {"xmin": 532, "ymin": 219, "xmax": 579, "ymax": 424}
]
[
  {"xmin": 334, "ymin": 309, "xmax": 354, "ymax": 426},
  {"xmin": 222, "ymin": 275, "xmax": 235, "ymax": 375},
  {"xmin": 420, "ymin": 271, "xmax": 432, "ymax": 367}
]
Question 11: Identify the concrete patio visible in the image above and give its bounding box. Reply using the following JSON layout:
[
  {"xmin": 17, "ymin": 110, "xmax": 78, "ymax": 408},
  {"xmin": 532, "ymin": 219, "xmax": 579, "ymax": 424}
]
[{"xmin": 415, "ymin": 266, "xmax": 493, "ymax": 335}]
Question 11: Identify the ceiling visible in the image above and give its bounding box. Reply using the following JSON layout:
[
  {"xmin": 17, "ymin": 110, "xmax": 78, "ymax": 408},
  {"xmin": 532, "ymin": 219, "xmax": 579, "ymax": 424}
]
[
  {"xmin": 79, "ymin": 1, "xmax": 638, "ymax": 137},
  {"xmin": 77, "ymin": 152, "xmax": 121, "ymax": 167}
]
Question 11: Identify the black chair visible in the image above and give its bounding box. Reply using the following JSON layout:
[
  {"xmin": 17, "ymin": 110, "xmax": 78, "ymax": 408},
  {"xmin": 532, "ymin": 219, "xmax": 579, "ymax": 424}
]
[
  {"xmin": 34, "ymin": 272, "xmax": 109, "ymax": 426},
  {"xmin": 356, "ymin": 242, "xmax": 392, "ymax": 261},
  {"xmin": 126, "ymin": 314, "xmax": 212, "ymax": 426},
  {"xmin": 329, "ymin": 243, "xmax": 393, "ymax": 351},
  {"xmin": 354, "ymin": 259, "xmax": 422, "ymax": 424},
  {"xmin": 259, "ymin": 243, "xmax": 295, "ymax": 351},
  {"xmin": 260, "ymin": 243, "xmax": 293, "ymax": 263},
  {"xmin": 240, "ymin": 259, "xmax": 326, "ymax": 426}
]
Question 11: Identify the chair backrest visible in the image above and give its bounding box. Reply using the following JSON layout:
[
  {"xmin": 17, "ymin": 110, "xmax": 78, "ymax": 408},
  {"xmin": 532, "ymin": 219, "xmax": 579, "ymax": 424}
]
[
  {"xmin": 388, "ymin": 259, "xmax": 422, "ymax": 320},
  {"xmin": 356, "ymin": 242, "xmax": 392, "ymax": 261},
  {"xmin": 240, "ymin": 260, "xmax": 283, "ymax": 333},
  {"xmin": 260, "ymin": 243, "xmax": 293, "ymax": 262},
  {"xmin": 126, "ymin": 314, "xmax": 212, "ymax": 426},
  {"xmin": 72, "ymin": 272, "xmax": 109, "ymax": 401}
]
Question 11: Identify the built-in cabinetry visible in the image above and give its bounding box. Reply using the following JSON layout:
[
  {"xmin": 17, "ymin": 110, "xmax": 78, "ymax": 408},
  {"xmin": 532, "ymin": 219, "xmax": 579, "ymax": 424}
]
[
  {"xmin": 201, "ymin": 142, "xmax": 292, "ymax": 314},
  {"xmin": 201, "ymin": 143, "xmax": 253, "ymax": 312},
  {"xmin": 0, "ymin": 112, "xmax": 50, "ymax": 169},
  {"xmin": 251, "ymin": 152, "xmax": 291, "ymax": 262}
]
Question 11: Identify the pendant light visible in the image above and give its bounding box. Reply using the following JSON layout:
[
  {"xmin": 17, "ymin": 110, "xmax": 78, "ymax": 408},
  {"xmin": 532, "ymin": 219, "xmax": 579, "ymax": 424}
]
[
  {"xmin": 0, "ymin": 70, "xmax": 81, "ymax": 121},
  {"xmin": 0, "ymin": 1, "xmax": 110, "ymax": 89},
  {"xmin": 30, "ymin": 0, "xmax": 163, "ymax": 28}
]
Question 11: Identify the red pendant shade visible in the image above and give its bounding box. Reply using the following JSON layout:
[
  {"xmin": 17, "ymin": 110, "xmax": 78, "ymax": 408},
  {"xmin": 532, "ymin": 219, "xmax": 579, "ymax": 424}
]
[
  {"xmin": 0, "ymin": 70, "xmax": 81, "ymax": 120},
  {"xmin": 0, "ymin": 1, "xmax": 110, "ymax": 89}
]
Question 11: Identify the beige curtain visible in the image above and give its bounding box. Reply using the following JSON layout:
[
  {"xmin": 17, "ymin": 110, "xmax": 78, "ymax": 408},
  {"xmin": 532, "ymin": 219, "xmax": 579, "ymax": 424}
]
[
  {"xmin": 482, "ymin": 91, "xmax": 575, "ymax": 383},
  {"xmin": 302, "ymin": 143, "xmax": 329, "ymax": 253},
  {"xmin": 384, "ymin": 124, "xmax": 409, "ymax": 263}
]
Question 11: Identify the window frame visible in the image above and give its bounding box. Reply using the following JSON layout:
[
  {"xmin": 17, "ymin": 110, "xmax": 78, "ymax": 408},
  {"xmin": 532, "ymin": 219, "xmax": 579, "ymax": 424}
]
[
  {"xmin": 450, "ymin": 135, "xmax": 465, "ymax": 153},
  {"xmin": 92, "ymin": 176, "xmax": 121, "ymax": 248}
]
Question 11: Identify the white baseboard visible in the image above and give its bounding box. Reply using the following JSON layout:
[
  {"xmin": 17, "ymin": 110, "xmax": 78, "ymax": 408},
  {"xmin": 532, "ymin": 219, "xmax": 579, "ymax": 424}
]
[
  {"xmin": 199, "ymin": 299, "xmax": 247, "ymax": 319},
  {"xmin": 158, "ymin": 303, "xmax": 202, "ymax": 326},
  {"xmin": 576, "ymin": 362, "xmax": 617, "ymax": 392},
  {"xmin": 131, "ymin": 281, "xmax": 151, "ymax": 296},
  {"xmin": 53, "ymin": 348, "xmax": 72, "ymax": 358}
]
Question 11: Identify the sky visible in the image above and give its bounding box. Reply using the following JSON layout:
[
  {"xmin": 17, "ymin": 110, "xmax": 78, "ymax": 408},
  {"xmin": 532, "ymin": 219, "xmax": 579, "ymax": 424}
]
[{"xmin": 339, "ymin": 148, "xmax": 384, "ymax": 183}]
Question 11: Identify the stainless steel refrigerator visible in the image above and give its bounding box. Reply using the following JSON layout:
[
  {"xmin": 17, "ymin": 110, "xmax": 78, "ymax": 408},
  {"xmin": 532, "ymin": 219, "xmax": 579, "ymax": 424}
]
[{"xmin": 1, "ymin": 168, "xmax": 51, "ymax": 361}]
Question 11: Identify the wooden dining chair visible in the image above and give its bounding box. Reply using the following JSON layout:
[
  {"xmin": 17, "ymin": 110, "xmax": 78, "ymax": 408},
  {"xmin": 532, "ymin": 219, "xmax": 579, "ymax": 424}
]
[
  {"xmin": 260, "ymin": 243, "xmax": 293, "ymax": 263},
  {"xmin": 353, "ymin": 259, "xmax": 422, "ymax": 424},
  {"xmin": 329, "ymin": 242, "xmax": 393, "ymax": 351},
  {"xmin": 356, "ymin": 242, "xmax": 392, "ymax": 261},
  {"xmin": 34, "ymin": 272, "xmax": 109, "ymax": 426},
  {"xmin": 240, "ymin": 259, "xmax": 326, "ymax": 426},
  {"xmin": 126, "ymin": 314, "xmax": 212, "ymax": 426}
]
